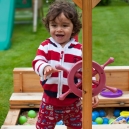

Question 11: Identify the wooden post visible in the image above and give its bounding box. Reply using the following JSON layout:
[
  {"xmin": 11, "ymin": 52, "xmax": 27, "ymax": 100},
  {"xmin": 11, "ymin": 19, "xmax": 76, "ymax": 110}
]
[
  {"xmin": 72, "ymin": 0, "xmax": 100, "ymax": 128},
  {"xmin": 73, "ymin": 0, "xmax": 101, "ymax": 9},
  {"xmin": 82, "ymin": 0, "xmax": 92, "ymax": 129}
]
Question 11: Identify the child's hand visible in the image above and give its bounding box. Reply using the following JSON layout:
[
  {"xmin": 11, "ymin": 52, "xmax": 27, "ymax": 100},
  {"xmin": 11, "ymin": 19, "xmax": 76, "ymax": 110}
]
[
  {"xmin": 43, "ymin": 65, "xmax": 61, "ymax": 80},
  {"xmin": 92, "ymin": 96, "xmax": 99, "ymax": 108}
]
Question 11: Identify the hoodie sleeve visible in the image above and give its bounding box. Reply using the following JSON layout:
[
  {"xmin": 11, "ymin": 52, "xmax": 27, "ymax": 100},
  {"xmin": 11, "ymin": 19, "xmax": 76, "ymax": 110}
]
[{"xmin": 32, "ymin": 40, "xmax": 52, "ymax": 79}]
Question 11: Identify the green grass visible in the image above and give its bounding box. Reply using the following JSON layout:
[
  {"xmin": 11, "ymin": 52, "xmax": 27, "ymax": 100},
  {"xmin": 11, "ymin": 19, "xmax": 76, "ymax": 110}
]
[
  {"xmin": 0, "ymin": 1, "xmax": 129, "ymax": 127},
  {"xmin": 79, "ymin": 1, "xmax": 129, "ymax": 65},
  {"xmin": 92, "ymin": 5, "xmax": 129, "ymax": 65},
  {"xmin": 0, "ymin": 20, "xmax": 49, "ymax": 127}
]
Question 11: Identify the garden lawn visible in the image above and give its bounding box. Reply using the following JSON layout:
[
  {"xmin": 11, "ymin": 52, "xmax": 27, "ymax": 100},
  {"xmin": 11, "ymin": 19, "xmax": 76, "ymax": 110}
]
[
  {"xmin": 0, "ymin": 1, "xmax": 129, "ymax": 127},
  {"xmin": 0, "ymin": 20, "xmax": 49, "ymax": 127},
  {"xmin": 79, "ymin": 2, "xmax": 129, "ymax": 65}
]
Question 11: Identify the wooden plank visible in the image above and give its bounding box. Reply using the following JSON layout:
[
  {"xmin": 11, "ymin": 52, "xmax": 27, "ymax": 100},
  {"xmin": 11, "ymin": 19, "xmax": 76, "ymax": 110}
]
[
  {"xmin": 98, "ymin": 91, "xmax": 129, "ymax": 107},
  {"xmin": 99, "ymin": 91, "xmax": 129, "ymax": 104},
  {"xmin": 13, "ymin": 66, "xmax": 129, "ymax": 72},
  {"xmin": 100, "ymin": 66, "xmax": 129, "ymax": 91},
  {"xmin": 10, "ymin": 93, "xmax": 42, "ymax": 108},
  {"xmin": 93, "ymin": 125, "xmax": 129, "ymax": 129},
  {"xmin": 105, "ymin": 66, "xmax": 129, "ymax": 71},
  {"xmin": 13, "ymin": 68, "xmax": 33, "ymax": 72},
  {"xmin": 13, "ymin": 68, "xmax": 42, "ymax": 92},
  {"xmin": 13, "ymin": 66, "xmax": 129, "ymax": 93},
  {"xmin": 3, "ymin": 109, "xmax": 21, "ymax": 125},
  {"xmin": 104, "ymin": 72, "xmax": 129, "ymax": 91},
  {"xmin": 72, "ymin": 0, "xmax": 101, "ymax": 9},
  {"xmin": 9, "ymin": 91, "xmax": 129, "ymax": 108},
  {"xmin": 82, "ymin": 0, "xmax": 92, "ymax": 129},
  {"xmin": 104, "ymin": 66, "xmax": 129, "ymax": 91},
  {"xmin": 98, "ymin": 104, "xmax": 129, "ymax": 107},
  {"xmin": 1, "ymin": 125, "xmax": 129, "ymax": 129}
]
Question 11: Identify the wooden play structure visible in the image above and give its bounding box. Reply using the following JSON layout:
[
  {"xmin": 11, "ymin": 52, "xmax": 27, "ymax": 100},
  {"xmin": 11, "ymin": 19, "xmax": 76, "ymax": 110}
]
[
  {"xmin": 2, "ymin": 66, "xmax": 129, "ymax": 129},
  {"xmin": 2, "ymin": 0, "xmax": 129, "ymax": 129},
  {"xmin": 73, "ymin": 0, "xmax": 100, "ymax": 128}
]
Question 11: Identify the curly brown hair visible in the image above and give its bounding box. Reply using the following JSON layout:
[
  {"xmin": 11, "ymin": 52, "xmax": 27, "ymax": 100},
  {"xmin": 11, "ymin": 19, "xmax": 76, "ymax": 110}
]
[{"xmin": 43, "ymin": 0, "xmax": 82, "ymax": 37}]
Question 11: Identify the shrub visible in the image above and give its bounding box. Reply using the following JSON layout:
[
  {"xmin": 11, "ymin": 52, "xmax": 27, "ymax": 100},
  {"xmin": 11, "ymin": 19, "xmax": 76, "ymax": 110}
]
[{"xmin": 98, "ymin": 0, "xmax": 111, "ymax": 6}]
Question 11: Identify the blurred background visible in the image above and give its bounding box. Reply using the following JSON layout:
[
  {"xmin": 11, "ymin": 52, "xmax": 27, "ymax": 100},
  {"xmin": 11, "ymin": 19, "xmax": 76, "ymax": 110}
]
[{"xmin": 0, "ymin": 0, "xmax": 129, "ymax": 127}]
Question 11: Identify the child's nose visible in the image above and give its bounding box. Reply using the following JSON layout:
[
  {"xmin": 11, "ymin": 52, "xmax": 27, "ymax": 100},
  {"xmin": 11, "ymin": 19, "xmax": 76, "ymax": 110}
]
[{"xmin": 57, "ymin": 26, "xmax": 62, "ymax": 31}]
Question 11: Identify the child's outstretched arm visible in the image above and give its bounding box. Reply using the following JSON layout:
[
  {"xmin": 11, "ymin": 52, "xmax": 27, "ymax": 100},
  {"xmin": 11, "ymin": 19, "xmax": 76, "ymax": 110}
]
[
  {"xmin": 92, "ymin": 95, "xmax": 99, "ymax": 108},
  {"xmin": 43, "ymin": 65, "xmax": 61, "ymax": 80}
]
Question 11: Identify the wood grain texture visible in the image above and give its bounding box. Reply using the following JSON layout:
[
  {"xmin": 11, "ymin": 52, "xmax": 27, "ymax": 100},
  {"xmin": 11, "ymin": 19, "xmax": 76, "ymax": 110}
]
[
  {"xmin": 11, "ymin": 66, "xmax": 129, "ymax": 128},
  {"xmin": 13, "ymin": 66, "xmax": 129, "ymax": 93},
  {"xmin": 13, "ymin": 68, "xmax": 42, "ymax": 92},
  {"xmin": 9, "ymin": 91, "xmax": 129, "ymax": 108},
  {"xmin": 82, "ymin": 0, "xmax": 92, "ymax": 129},
  {"xmin": 72, "ymin": 0, "xmax": 101, "ymax": 9},
  {"xmin": 3, "ymin": 109, "xmax": 20, "ymax": 125},
  {"xmin": 10, "ymin": 93, "xmax": 42, "ymax": 108},
  {"xmin": 2, "ymin": 124, "xmax": 129, "ymax": 129}
]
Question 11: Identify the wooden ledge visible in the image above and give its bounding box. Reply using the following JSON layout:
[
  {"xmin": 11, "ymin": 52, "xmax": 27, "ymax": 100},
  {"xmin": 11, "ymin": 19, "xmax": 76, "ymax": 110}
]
[
  {"xmin": 9, "ymin": 91, "xmax": 129, "ymax": 108},
  {"xmin": 3, "ymin": 109, "xmax": 21, "ymax": 125},
  {"xmin": 92, "ymin": 125, "xmax": 129, "ymax": 129},
  {"xmin": 98, "ymin": 91, "xmax": 129, "ymax": 107},
  {"xmin": 1, "ymin": 124, "xmax": 129, "ymax": 129},
  {"xmin": 10, "ymin": 93, "xmax": 42, "ymax": 108}
]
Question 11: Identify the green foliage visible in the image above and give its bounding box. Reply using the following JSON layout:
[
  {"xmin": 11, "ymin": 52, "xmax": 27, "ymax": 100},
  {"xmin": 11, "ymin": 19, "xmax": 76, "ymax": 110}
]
[
  {"xmin": 98, "ymin": 0, "xmax": 111, "ymax": 5},
  {"xmin": 98, "ymin": 0, "xmax": 129, "ymax": 6},
  {"xmin": 123, "ymin": 0, "xmax": 129, "ymax": 3}
]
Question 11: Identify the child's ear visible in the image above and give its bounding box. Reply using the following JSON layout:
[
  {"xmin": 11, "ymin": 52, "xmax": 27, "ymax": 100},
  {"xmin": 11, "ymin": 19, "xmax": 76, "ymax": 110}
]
[{"xmin": 72, "ymin": 31, "xmax": 75, "ymax": 35}]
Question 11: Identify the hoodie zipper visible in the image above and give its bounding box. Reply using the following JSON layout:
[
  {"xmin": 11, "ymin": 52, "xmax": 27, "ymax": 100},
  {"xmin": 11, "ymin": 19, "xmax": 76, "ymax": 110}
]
[{"xmin": 57, "ymin": 50, "xmax": 64, "ymax": 98}]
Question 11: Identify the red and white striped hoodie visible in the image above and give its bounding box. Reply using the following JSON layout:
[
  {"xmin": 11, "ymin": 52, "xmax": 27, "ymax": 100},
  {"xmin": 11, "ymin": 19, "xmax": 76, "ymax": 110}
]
[{"xmin": 32, "ymin": 37, "xmax": 82, "ymax": 106}]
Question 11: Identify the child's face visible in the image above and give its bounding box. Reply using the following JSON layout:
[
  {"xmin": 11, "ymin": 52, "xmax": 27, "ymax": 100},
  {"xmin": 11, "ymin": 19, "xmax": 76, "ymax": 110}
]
[{"xmin": 49, "ymin": 13, "xmax": 74, "ymax": 47}]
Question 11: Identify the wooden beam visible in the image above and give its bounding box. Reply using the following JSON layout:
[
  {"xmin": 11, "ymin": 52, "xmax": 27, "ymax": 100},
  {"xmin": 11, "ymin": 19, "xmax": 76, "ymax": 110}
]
[
  {"xmin": 73, "ymin": 0, "xmax": 82, "ymax": 8},
  {"xmin": 73, "ymin": 0, "xmax": 101, "ymax": 9},
  {"xmin": 2, "ymin": 125, "xmax": 129, "ymax": 129},
  {"xmin": 3, "ymin": 109, "xmax": 21, "ymax": 125},
  {"xmin": 92, "ymin": 0, "xmax": 101, "ymax": 8},
  {"xmin": 82, "ymin": 0, "xmax": 92, "ymax": 129},
  {"xmin": 10, "ymin": 93, "xmax": 42, "ymax": 108}
]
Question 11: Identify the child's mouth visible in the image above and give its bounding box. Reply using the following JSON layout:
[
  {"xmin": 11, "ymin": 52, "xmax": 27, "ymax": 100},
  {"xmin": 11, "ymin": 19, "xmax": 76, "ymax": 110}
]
[{"xmin": 56, "ymin": 34, "xmax": 64, "ymax": 37}]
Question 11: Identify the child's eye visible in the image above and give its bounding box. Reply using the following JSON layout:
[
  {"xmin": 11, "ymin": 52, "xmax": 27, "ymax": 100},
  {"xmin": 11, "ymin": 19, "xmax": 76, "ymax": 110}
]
[
  {"xmin": 51, "ymin": 24, "xmax": 57, "ymax": 27},
  {"xmin": 63, "ymin": 25, "xmax": 68, "ymax": 27}
]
